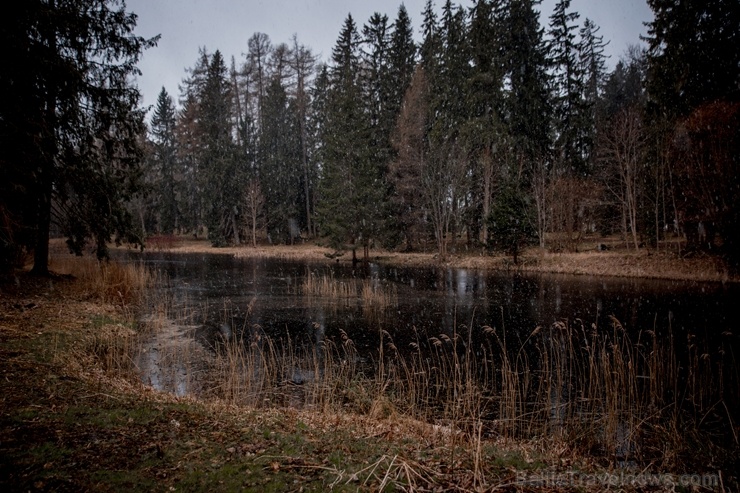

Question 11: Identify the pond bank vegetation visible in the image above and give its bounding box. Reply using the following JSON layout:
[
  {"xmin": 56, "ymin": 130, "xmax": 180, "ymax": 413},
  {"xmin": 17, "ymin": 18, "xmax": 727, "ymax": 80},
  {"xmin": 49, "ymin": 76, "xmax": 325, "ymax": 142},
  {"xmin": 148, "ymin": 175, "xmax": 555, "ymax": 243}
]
[
  {"xmin": 2, "ymin": 255, "xmax": 738, "ymax": 491},
  {"xmin": 128, "ymin": 235, "xmax": 739, "ymax": 284}
]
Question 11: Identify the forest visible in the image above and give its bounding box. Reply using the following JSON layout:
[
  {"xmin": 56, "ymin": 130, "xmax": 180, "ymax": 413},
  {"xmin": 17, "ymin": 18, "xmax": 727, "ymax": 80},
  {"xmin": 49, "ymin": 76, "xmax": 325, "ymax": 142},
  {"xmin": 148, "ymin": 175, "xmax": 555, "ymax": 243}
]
[{"xmin": 1, "ymin": 0, "xmax": 739, "ymax": 272}]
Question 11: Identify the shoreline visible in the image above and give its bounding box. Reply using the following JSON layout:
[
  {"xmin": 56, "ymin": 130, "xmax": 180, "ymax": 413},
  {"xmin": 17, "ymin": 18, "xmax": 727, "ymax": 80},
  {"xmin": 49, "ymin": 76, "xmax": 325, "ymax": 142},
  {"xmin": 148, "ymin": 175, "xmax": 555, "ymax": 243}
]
[{"xmin": 120, "ymin": 237, "xmax": 738, "ymax": 284}]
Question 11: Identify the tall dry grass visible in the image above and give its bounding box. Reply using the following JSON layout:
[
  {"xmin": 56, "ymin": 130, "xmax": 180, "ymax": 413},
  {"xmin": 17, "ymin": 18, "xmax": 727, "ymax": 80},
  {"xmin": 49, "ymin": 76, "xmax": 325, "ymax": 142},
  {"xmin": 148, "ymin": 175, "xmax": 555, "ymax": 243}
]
[
  {"xmin": 50, "ymin": 254, "xmax": 161, "ymax": 387},
  {"xmin": 50, "ymin": 254, "xmax": 153, "ymax": 306},
  {"xmin": 301, "ymin": 271, "xmax": 397, "ymax": 313},
  {"xmin": 178, "ymin": 310, "xmax": 738, "ymax": 471}
]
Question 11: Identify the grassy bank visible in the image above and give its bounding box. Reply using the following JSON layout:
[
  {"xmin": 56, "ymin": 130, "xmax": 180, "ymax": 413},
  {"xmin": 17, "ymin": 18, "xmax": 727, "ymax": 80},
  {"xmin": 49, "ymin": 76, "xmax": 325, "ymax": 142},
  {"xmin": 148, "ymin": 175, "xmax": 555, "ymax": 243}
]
[
  {"xmin": 2, "ymin": 256, "xmax": 737, "ymax": 491},
  {"xmin": 130, "ymin": 236, "xmax": 738, "ymax": 283}
]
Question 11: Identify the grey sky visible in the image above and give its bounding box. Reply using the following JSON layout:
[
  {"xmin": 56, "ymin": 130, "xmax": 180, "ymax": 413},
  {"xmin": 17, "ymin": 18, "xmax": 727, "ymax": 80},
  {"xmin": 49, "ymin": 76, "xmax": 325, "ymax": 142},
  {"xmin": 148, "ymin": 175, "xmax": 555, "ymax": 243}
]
[{"xmin": 127, "ymin": 0, "xmax": 654, "ymax": 110}]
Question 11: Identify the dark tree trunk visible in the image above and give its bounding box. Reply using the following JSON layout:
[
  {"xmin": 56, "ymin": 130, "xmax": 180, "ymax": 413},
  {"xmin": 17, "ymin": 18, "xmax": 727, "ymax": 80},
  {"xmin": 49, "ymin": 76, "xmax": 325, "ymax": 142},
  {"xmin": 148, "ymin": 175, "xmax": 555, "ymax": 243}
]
[
  {"xmin": 32, "ymin": 9, "xmax": 56, "ymax": 277},
  {"xmin": 31, "ymin": 185, "xmax": 51, "ymax": 276}
]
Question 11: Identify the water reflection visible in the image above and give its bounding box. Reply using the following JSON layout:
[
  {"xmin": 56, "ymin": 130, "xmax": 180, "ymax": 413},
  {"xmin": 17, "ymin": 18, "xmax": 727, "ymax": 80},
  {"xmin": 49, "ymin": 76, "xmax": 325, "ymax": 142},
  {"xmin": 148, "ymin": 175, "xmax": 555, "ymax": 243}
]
[
  {"xmin": 120, "ymin": 251, "xmax": 740, "ymax": 464},
  {"xmin": 127, "ymin": 251, "xmax": 739, "ymax": 354}
]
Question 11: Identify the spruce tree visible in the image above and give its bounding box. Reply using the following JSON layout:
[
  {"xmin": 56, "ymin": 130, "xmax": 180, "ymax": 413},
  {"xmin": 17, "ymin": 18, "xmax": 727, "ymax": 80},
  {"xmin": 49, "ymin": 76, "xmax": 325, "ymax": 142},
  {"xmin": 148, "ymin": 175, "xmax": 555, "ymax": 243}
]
[
  {"xmin": 384, "ymin": 5, "xmax": 418, "ymax": 248},
  {"xmin": 548, "ymin": 0, "xmax": 587, "ymax": 175},
  {"xmin": 389, "ymin": 66, "xmax": 430, "ymax": 251},
  {"xmin": 578, "ymin": 18, "xmax": 607, "ymax": 169},
  {"xmin": 420, "ymin": 0, "xmax": 440, "ymax": 71},
  {"xmin": 362, "ymin": 13, "xmax": 393, "ymax": 166},
  {"xmin": 645, "ymin": 0, "xmax": 740, "ymax": 264},
  {"xmin": 388, "ymin": 5, "xmax": 417, "ymax": 122},
  {"xmin": 420, "ymin": 1, "xmax": 471, "ymax": 258},
  {"xmin": 502, "ymin": 0, "xmax": 552, "ymax": 246},
  {"xmin": 487, "ymin": 180, "xmax": 536, "ymax": 264},
  {"xmin": 433, "ymin": 1, "xmax": 470, "ymax": 141},
  {"xmin": 150, "ymin": 87, "xmax": 179, "ymax": 234},
  {"xmin": 0, "ymin": 0, "xmax": 158, "ymax": 272},
  {"xmin": 259, "ymin": 78, "xmax": 302, "ymax": 243},
  {"xmin": 645, "ymin": 0, "xmax": 740, "ymax": 121},
  {"xmin": 503, "ymin": 0, "xmax": 551, "ymax": 171},
  {"xmin": 465, "ymin": 0, "xmax": 508, "ymax": 244},
  {"xmin": 318, "ymin": 15, "xmax": 379, "ymax": 262},
  {"xmin": 199, "ymin": 50, "xmax": 240, "ymax": 246},
  {"xmin": 289, "ymin": 36, "xmax": 318, "ymax": 237}
]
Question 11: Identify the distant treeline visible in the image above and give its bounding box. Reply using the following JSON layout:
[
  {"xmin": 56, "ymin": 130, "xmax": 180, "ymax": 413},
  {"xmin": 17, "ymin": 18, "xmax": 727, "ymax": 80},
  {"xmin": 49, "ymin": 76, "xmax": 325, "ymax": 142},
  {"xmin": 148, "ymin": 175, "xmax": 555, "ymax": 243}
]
[{"xmin": 2, "ymin": 0, "xmax": 737, "ymax": 274}]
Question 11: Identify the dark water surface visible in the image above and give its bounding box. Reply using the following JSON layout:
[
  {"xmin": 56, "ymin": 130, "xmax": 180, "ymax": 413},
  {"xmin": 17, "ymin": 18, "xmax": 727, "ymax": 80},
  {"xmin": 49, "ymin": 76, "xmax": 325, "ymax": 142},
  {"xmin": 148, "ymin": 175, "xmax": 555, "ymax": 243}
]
[{"xmin": 125, "ymin": 251, "xmax": 739, "ymax": 354}]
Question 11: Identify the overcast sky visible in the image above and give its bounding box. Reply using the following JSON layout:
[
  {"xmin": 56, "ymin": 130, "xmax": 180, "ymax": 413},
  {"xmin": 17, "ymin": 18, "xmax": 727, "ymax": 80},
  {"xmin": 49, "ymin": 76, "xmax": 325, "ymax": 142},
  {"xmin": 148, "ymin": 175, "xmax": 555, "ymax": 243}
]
[{"xmin": 126, "ymin": 0, "xmax": 654, "ymax": 111}]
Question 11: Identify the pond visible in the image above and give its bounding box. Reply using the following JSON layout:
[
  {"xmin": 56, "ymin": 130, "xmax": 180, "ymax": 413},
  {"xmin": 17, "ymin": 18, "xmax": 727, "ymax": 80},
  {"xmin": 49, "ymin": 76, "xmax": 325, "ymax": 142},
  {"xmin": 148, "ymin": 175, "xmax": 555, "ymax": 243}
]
[
  {"xmin": 122, "ymin": 250, "xmax": 740, "ymax": 464},
  {"xmin": 132, "ymin": 251, "xmax": 739, "ymax": 353}
]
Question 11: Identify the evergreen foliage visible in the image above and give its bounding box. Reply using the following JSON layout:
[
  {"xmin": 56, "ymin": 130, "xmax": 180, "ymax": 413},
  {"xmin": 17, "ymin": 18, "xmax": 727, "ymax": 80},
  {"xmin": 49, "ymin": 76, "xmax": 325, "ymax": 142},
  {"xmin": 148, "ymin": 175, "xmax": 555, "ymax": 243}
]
[
  {"xmin": 503, "ymin": 0, "xmax": 551, "ymax": 174},
  {"xmin": 548, "ymin": 0, "xmax": 588, "ymax": 175},
  {"xmin": 318, "ymin": 15, "xmax": 383, "ymax": 261},
  {"xmin": 645, "ymin": 0, "xmax": 740, "ymax": 121},
  {"xmin": 120, "ymin": 0, "xmax": 738, "ymax": 267},
  {"xmin": 259, "ymin": 79, "xmax": 302, "ymax": 243},
  {"xmin": 0, "ymin": 0, "xmax": 157, "ymax": 273},
  {"xmin": 644, "ymin": 0, "xmax": 740, "ymax": 264},
  {"xmin": 149, "ymin": 87, "xmax": 179, "ymax": 234},
  {"xmin": 487, "ymin": 180, "xmax": 537, "ymax": 263}
]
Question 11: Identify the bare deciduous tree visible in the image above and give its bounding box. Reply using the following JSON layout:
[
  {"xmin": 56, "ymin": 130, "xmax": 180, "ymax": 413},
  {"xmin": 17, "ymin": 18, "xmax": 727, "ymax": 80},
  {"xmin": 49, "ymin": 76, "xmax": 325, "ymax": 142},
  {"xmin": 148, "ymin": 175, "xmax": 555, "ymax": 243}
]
[
  {"xmin": 389, "ymin": 66, "xmax": 428, "ymax": 251},
  {"xmin": 422, "ymin": 142, "xmax": 468, "ymax": 260},
  {"xmin": 598, "ymin": 107, "xmax": 646, "ymax": 250}
]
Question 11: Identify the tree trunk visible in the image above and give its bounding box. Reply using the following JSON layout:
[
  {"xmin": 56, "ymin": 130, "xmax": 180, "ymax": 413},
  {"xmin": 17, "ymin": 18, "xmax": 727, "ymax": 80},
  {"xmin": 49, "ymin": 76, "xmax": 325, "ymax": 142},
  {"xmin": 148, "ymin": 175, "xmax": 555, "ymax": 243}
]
[
  {"xmin": 31, "ymin": 187, "xmax": 51, "ymax": 276},
  {"xmin": 32, "ymin": 7, "xmax": 56, "ymax": 277},
  {"xmin": 231, "ymin": 208, "xmax": 240, "ymax": 245},
  {"xmin": 480, "ymin": 149, "xmax": 492, "ymax": 244},
  {"xmin": 251, "ymin": 211, "xmax": 257, "ymax": 248}
]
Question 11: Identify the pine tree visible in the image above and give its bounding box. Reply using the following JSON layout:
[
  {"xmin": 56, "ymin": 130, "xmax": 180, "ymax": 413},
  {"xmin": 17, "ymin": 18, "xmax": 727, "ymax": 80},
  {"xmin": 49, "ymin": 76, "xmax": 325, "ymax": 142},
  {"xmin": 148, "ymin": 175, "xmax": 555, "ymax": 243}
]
[
  {"xmin": 0, "ymin": 0, "xmax": 158, "ymax": 272},
  {"xmin": 548, "ymin": 0, "xmax": 587, "ymax": 175},
  {"xmin": 150, "ymin": 87, "xmax": 179, "ymax": 234},
  {"xmin": 199, "ymin": 50, "xmax": 240, "ymax": 246},
  {"xmin": 502, "ymin": 0, "xmax": 552, "ymax": 246},
  {"xmin": 318, "ymin": 15, "xmax": 379, "ymax": 262}
]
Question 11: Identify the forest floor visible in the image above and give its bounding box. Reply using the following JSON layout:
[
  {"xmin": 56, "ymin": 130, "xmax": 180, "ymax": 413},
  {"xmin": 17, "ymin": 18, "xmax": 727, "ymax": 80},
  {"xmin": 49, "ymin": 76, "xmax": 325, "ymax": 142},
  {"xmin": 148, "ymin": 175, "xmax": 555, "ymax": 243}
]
[
  {"xmin": 143, "ymin": 235, "xmax": 738, "ymax": 283},
  {"xmin": 2, "ymin": 271, "xmax": 719, "ymax": 492}
]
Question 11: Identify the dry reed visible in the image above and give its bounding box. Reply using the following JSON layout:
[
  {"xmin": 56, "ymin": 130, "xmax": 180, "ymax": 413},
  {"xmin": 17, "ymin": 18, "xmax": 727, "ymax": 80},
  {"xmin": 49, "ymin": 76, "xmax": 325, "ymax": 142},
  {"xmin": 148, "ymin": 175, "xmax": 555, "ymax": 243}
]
[
  {"xmin": 177, "ymin": 312, "xmax": 738, "ymax": 471},
  {"xmin": 50, "ymin": 254, "xmax": 153, "ymax": 306},
  {"xmin": 301, "ymin": 271, "xmax": 397, "ymax": 312}
]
